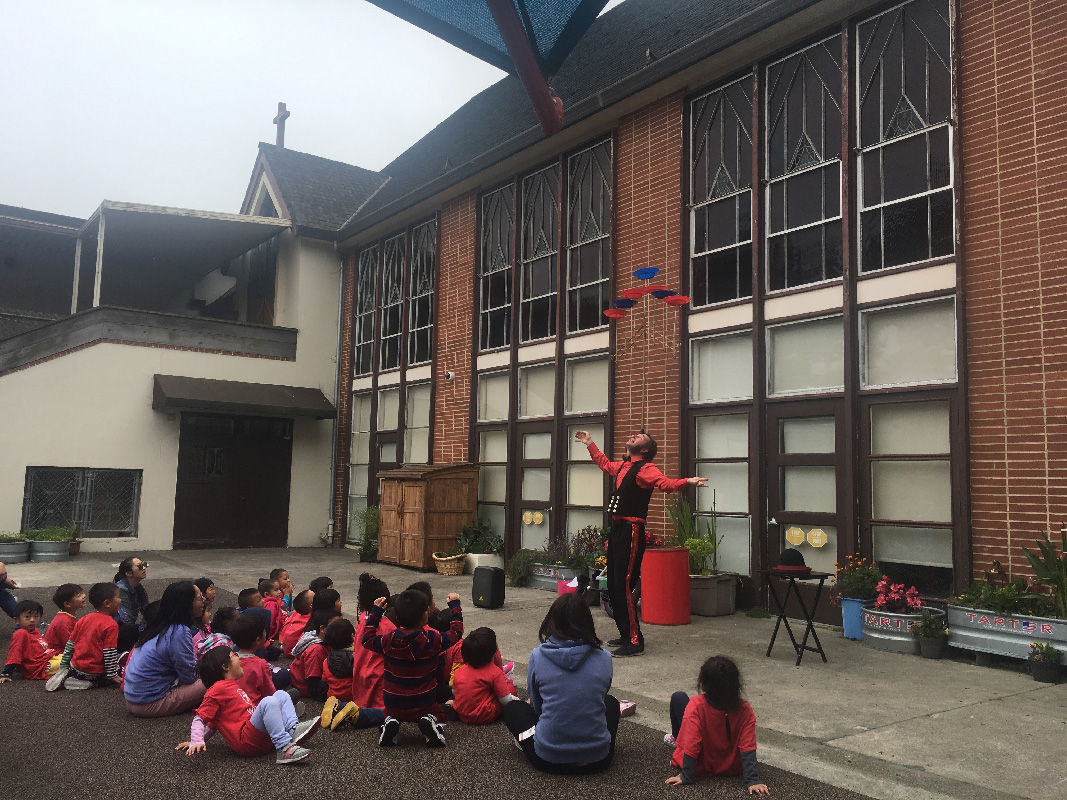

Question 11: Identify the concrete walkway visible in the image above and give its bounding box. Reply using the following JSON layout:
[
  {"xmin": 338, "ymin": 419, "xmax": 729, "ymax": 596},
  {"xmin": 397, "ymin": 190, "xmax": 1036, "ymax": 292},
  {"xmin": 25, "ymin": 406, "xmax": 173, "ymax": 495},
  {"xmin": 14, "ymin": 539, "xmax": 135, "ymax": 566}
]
[{"xmin": 9, "ymin": 547, "xmax": 1063, "ymax": 800}]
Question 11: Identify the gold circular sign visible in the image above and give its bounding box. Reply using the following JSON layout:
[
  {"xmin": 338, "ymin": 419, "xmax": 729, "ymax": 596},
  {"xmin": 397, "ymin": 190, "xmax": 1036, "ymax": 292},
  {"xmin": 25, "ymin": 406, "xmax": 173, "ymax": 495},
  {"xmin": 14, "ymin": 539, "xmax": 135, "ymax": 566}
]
[
  {"xmin": 807, "ymin": 528, "xmax": 827, "ymax": 547},
  {"xmin": 532, "ymin": 511, "xmax": 544, "ymax": 525},
  {"xmin": 522, "ymin": 511, "xmax": 534, "ymax": 525},
  {"xmin": 785, "ymin": 526, "xmax": 805, "ymax": 546}
]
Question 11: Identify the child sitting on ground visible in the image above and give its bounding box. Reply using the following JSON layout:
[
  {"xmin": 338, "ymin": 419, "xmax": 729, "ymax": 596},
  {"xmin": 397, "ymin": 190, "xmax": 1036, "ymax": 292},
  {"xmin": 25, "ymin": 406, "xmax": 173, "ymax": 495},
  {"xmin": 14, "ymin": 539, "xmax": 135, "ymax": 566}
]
[
  {"xmin": 318, "ymin": 617, "xmax": 359, "ymax": 729},
  {"xmin": 290, "ymin": 608, "xmax": 340, "ymax": 701},
  {"xmin": 362, "ymin": 588, "xmax": 463, "ymax": 748},
  {"xmin": 309, "ymin": 576, "xmax": 333, "ymax": 593},
  {"xmin": 280, "ymin": 590, "xmax": 313, "ymax": 655},
  {"xmin": 259, "ymin": 578, "xmax": 287, "ymax": 641},
  {"xmin": 238, "ymin": 587, "xmax": 281, "ymax": 662},
  {"xmin": 47, "ymin": 582, "xmax": 122, "ymax": 691},
  {"xmin": 451, "ymin": 627, "xmax": 518, "ymax": 724},
  {"xmin": 1, "ymin": 600, "xmax": 61, "ymax": 682},
  {"xmin": 311, "ymin": 588, "xmax": 342, "ymax": 615},
  {"xmin": 44, "ymin": 584, "xmax": 86, "ymax": 651},
  {"xmin": 230, "ymin": 614, "xmax": 293, "ymax": 703},
  {"xmin": 196, "ymin": 606, "xmax": 239, "ymax": 661},
  {"xmin": 348, "ymin": 574, "xmax": 391, "ymax": 731},
  {"xmin": 270, "ymin": 568, "xmax": 294, "ymax": 613},
  {"xmin": 176, "ymin": 645, "xmax": 319, "ymax": 765},
  {"xmin": 664, "ymin": 655, "xmax": 769, "ymax": 795}
]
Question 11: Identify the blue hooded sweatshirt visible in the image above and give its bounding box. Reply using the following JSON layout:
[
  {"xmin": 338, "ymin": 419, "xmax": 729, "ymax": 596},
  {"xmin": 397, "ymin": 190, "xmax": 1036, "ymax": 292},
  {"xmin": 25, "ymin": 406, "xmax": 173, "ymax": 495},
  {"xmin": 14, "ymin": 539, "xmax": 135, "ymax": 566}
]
[{"xmin": 527, "ymin": 636, "xmax": 613, "ymax": 764}]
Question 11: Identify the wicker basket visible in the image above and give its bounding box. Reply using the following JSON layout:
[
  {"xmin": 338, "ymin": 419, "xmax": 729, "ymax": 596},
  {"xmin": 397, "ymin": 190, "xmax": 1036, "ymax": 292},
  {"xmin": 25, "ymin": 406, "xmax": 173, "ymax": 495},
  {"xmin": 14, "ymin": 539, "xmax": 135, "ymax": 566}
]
[{"xmin": 432, "ymin": 552, "xmax": 467, "ymax": 576}]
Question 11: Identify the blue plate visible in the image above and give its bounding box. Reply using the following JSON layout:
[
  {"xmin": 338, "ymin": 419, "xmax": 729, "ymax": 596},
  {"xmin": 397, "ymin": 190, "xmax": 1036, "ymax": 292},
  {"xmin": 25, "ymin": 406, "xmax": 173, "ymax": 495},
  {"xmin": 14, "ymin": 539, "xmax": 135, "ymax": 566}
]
[
  {"xmin": 613, "ymin": 298, "xmax": 638, "ymax": 308},
  {"xmin": 650, "ymin": 289, "xmax": 676, "ymax": 299},
  {"xmin": 633, "ymin": 267, "xmax": 659, "ymax": 280}
]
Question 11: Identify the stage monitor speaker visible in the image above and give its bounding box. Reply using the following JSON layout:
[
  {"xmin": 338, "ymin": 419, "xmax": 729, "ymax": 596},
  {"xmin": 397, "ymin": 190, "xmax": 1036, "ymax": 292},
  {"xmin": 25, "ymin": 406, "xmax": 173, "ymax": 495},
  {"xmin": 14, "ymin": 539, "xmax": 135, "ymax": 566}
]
[{"xmin": 472, "ymin": 566, "xmax": 505, "ymax": 609}]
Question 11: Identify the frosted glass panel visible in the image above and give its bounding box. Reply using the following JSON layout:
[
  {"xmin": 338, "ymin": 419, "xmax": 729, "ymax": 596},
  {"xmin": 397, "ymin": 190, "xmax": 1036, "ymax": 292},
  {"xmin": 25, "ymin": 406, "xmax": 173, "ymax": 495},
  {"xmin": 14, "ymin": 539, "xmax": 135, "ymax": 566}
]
[
  {"xmin": 406, "ymin": 383, "xmax": 431, "ymax": 427},
  {"xmin": 355, "ymin": 394, "xmax": 372, "ymax": 431},
  {"xmin": 696, "ymin": 415, "xmax": 748, "ymax": 459},
  {"xmin": 864, "ymin": 300, "xmax": 956, "ymax": 387},
  {"xmin": 522, "ymin": 468, "xmax": 551, "ymax": 501},
  {"xmin": 520, "ymin": 508, "xmax": 549, "ymax": 550},
  {"xmin": 349, "ymin": 465, "xmax": 369, "ymax": 498},
  {"xmin": 569, "ymin": 424, "xmax": 604, "ymax": 460},
  {"xmin": 698, "ymin": 515, "xmax": 750, "ymax": 576},
  {"xmin": 524, "ymin": 432, "xmax": 552, "ymax": 460},
  {"xmin": 480, "ymin": 430, "xmax": 508, "ymax": 463},
  {"xmin": 568, "ymin": 508, "xmax": 604, "ymax": 537},
  {"xmin": 478, "ymin": 372, "xmax": 510, "ymax": 421},
  {"xmin": 346, "ymin": 494, "xmax": 368, "ymax": 542},
  {"xmin": 351, "ymin": 433, "xmax": 371, "ymax": 464},
  {"xmin": 566, "ymin": 357, "xmax": 609, "ymax": 413},
  {"xmin": 568, "ymin": 463, "xmax": 604, "ymax": 506},
  {"xmin": 872, "ymin": 460, "xmax": 951, "ymax": 522},
  {"xmin": 380, "ymin": 442, "xmax": 398, "ymax": 462},
  {"xmin": 871, "ymin": 402, "xmax": 950, "ymax": 455},
  {"xmin": 873, "ymin": 525, "xmax": 952, "ymax": 568},
  {"xmin": 519, "ymin": 364, "xmax": 555, "ymax": 417},
  {"xmin": 695, "ymin": 463, "xmax": 748, "ymax": 513},
  {"xmin": 780, "ymin": 417, "xmax": 835, "ymax": 454},
  {"xmin": 782, "ymin": 524, "xmax": 836, "ymax": 573},
  {"xmin": 478, "ymin": 504, "xmax": 507, "ymax": 541},
  {"xmin": 378, "ymin": 388, "xmax": 400, "ymax": 430},
  {"xmin": 480, "ymin": 466, "xmax": 507, "ymax": 503},
  {"xmin": 781, "ymin": 466, "xmax": 836, "ymax": 513},
  {"xmin": 768, "ymin": 317, "xmax": 843, "ymax": 395},
  {"xmin": 404, "ymin": 428, "xmax": 429, "ymax": 464},
  {"xmin": 692, "ymin": 334, "xmax": 753, "ymax": 402}
]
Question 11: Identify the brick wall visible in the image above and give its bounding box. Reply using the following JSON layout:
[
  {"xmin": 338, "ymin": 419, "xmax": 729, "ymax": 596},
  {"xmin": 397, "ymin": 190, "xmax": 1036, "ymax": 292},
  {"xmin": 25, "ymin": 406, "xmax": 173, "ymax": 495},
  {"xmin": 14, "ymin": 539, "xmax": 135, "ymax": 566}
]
[
  {"xmin": 331, "ymin": 251, "xmax": 356, "ymax": 545},
  {"xmin": 961, "ymin": 0, "xmax": 1067, "ymax": 577},
  {"xmin": 433, "ymin": 192, "xmax": 477, "ymax": 463},
  {"xmin": 614, "ymin": 92, "xmax": 686, "ymax": 539}
]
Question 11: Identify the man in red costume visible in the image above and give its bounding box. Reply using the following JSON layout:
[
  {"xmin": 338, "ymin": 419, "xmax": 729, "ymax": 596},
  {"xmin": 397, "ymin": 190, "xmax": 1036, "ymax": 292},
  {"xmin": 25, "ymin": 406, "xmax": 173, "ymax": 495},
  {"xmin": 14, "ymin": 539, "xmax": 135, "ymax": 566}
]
[{"xmin": 575, "ymin": 430, "xmax": 706, "ymax": 657}]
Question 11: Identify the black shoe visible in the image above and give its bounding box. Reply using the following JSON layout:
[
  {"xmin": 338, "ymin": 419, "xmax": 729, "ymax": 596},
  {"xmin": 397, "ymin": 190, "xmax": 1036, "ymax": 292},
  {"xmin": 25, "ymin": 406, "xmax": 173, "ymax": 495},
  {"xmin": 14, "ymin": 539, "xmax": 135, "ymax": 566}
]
[
  {"xmin": 607, "ymin": 637, "xmax": 625, "ymax": 647},
  {"xmin": 612, "ymin": 643, "xmax": 645, "ymax": 658},
  {"xmin": 418, "ymin": 714, "xmax": 447, "ymax": 747},
  {"xmin": 378, "ymin": 717, "xmax": 400, "ymax": 746}
]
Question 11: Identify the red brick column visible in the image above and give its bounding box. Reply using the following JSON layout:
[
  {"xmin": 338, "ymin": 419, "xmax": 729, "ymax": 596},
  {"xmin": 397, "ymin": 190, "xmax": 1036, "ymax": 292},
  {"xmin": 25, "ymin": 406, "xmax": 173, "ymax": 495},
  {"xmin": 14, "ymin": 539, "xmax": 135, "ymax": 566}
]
[{"xmin": 960, "ymin": 0, "xmax": 1067, "ymax": 577}]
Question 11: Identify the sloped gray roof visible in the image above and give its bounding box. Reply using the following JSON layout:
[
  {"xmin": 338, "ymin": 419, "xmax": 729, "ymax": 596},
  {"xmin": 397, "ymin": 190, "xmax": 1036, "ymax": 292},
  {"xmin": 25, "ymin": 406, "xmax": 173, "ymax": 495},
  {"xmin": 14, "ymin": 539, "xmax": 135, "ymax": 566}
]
[
  {"xmin": 258, "ymin": 143, "xmax": 387, "ymax": 234},
  {"xmin": 0, "ymin": 204, "xmax": 84, "ymax": 233}
]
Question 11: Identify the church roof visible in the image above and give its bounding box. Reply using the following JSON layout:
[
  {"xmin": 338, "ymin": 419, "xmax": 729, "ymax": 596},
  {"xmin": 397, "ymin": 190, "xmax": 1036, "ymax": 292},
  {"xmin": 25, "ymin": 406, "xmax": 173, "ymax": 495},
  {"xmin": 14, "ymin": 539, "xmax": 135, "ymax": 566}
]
[
  {"xmin": 258, "ymin": 143, "xmax": 388, "ymax": 234},
  {"xmin": 338, "ymin": 0, "xmax": 817, "ymax": 239}
]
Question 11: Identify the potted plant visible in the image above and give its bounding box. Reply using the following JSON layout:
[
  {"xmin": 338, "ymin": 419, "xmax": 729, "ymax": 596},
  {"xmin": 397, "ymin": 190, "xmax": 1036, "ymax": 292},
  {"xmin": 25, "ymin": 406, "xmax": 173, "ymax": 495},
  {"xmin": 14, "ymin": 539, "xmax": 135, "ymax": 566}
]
[
  {"xmin": 349, "ymin": 506, "xmax": 379, "ymax": 562},
  {"xmin": 26, "ymin": 524, "xmax": 75, "ymax": 562},
  {"xmin": 0, "ymin": 532, "xmax": 30, "ymax": 564},
  {"xmin": 457, "ymin": 518, "xmax": 505, "ymax": 573},
  {"xmin": 909, "ymin": 610, "xmax": 950, "ymax": 659},
  {"xmin": 862, "ymin": 577, "xmax": 945, "ymax": 654},
  {"xmin": 1023, "ymin": 526, "xmax": 1067, "ymax": 619},
  {"xmin": 831, "ymin": 554, "xmax": 881, "ymax": 640},
  {"xmin": 505, "ymin": 548, "xmax": 538, "ymax": 587},
  {"xmin": 1028, "ymin": 641, "xmax": 1063, "ymax": 683},
  {"xmin": 669, "ymin": 495, "xmax": 736, "ymax": 616}
]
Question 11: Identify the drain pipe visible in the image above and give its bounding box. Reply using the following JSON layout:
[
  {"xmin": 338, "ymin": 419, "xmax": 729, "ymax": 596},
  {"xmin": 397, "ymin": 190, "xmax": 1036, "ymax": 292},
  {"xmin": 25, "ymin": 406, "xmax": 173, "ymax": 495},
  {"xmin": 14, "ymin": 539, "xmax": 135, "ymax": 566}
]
[{"xmin": 328, "ymin": 238, "xmax": 344, "ymax": 547}]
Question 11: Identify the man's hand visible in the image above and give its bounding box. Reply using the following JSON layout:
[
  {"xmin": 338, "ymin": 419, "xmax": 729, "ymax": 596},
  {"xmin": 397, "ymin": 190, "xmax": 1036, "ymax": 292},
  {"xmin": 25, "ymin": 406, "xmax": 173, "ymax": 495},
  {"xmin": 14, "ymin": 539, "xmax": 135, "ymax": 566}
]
[
  {"xmin": 574, "ymin": 430, "xmax": 591, "ymax": 445},
  {"xmin": 686, "ymin": 477, "xmax": 708, "ymax": 487},
  {"xmin": 446, "ymin": 593, "xmax": 461, "ymax": 604},
  {"xmin": 373, "ymin": 596, "xmax": 388, "ymax": 609}
]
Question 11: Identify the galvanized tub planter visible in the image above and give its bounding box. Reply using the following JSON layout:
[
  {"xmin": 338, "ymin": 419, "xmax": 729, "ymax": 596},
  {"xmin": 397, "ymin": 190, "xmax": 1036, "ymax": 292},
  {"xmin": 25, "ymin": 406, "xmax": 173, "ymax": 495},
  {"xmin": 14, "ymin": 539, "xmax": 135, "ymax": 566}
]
[
  {"xmin": 690, "ymin": 572, "xmax": 738, "ymax": 616},
  {"xmin": 28, "ymin": 540, "xmax": 71, "ymax": 562},
  {"xmin": 862, "ymin": 606, "xmax": 946, "ymax": 654},
  {"xmin": 947, "ymin": 605, "xmax": 1067, "ymax": 661},
  {"xmin": 529, "ymin": 563, "xmax": 578, "ymax": 592},
  {"xmin": 0, "ymin": 539, "xmax": 30, "ymax": 564}
]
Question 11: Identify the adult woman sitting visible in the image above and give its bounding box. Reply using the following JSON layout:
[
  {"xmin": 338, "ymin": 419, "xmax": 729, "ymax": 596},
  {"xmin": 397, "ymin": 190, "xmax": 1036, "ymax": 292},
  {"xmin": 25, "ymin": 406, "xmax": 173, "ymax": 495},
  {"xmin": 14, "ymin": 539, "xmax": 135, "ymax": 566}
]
[
  {"xmin": 113, "ymin": 556, "xmax": 150, "ymax": 652},
  {"xmin": 501, "ymin": 592, "xmax": 620, "ymax": 774},
  {"xmin": 123, "ymin": 580, "xmax": 206, "ymax": 717}
]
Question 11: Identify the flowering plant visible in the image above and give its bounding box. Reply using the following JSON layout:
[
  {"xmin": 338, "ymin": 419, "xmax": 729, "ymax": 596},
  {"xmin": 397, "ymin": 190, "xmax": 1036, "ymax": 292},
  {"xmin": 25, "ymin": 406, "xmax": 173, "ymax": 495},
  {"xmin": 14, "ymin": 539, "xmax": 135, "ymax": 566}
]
[
  {"xmin": 1028, "ymin": 641, "xmax": 1063, "ymax": 663},
  {"xmin": 830, "ymin": 554, "xmax": 880, "ymax": 606},
  {"xmin": 908, "ymin": 610, "xmax": 949, "ymax": 638},
  {"xmin": 873, "ymin": 576, "xmax": 923, "ymax": 613}
]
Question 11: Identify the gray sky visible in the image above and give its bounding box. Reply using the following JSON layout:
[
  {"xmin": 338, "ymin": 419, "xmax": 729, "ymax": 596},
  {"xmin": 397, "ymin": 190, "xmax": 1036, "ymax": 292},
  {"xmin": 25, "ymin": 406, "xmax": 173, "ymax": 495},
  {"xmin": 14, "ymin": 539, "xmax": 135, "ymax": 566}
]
[{"xmin": 2, "ymin": 1, "xmax": 626, "ymax": 220}]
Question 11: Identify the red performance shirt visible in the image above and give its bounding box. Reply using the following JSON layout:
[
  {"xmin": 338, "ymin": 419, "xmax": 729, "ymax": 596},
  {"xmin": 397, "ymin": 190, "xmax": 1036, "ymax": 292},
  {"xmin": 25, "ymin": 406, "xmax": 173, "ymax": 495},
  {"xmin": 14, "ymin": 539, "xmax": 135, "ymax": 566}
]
[
  {"xmin": 452, "ymin": 662, "xmax": 512, "ymax": 724},
  {"xmin": 235, "ymin": 653, "xmax": 275, "ymax": 704},
  {"xmin": 670, "ymin": 696, "xmax": 758, "ymax": 777},
  {"xmin": 44, "ymin": 612, "xmax": 77, "ymax": 651},
  {"xmin": 70, "ymin": 612, "xmax": 118, "ymax": 676},
  {"xmin": 351, "ymin": 611, "xmax": 395, "ymax": 709},
  {"xmin": 289, "ymin": 641, "xmax": 327, "ymax": 697},
  {"xmin": 195, "ymin": 679, "xmax": 273, "ymax": 756},
  {"xmin": 6, "ymin": 627, "xmax": 57, "ymax": 679},
  {"xmin": 586, "ymin": 442, "xmax": 688, "ymax": 521},
  {"xmin": 279, "ymin": 612, "xmax": 309, "ymax": 655}
]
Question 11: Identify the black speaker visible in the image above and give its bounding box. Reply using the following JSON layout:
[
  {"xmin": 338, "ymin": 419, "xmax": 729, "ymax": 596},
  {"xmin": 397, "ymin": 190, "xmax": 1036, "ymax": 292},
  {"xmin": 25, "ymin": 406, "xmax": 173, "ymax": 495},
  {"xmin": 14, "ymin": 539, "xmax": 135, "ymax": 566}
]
[{"xmin": 472, "ymin": 566, "xmax": 505, "ymax": 609}]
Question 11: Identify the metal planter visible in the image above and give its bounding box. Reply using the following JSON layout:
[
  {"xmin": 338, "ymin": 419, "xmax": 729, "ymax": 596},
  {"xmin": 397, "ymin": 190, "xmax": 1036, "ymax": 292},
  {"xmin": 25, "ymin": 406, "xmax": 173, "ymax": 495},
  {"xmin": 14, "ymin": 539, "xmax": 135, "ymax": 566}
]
[
  {"xmin": 28, "ymin": 540, "xmax": 70, "ymax": 562},
  {"xmin": 0, "ymin": 541, "xmax": 30, "ymax": 564},
  {"xmin": 862, "ymin": 606, "xmax": 946, "ymax": 654},
  {"xmin": 947, "ymin": 604, "xmax": 1067, "ymax": 661},
  {"xmin": 689, "ymin": 573, "xmax": 737, "ymax": 616},
  {"xmin": 530, "ymin": 563, "xmax": 578, "ymax": 592}
]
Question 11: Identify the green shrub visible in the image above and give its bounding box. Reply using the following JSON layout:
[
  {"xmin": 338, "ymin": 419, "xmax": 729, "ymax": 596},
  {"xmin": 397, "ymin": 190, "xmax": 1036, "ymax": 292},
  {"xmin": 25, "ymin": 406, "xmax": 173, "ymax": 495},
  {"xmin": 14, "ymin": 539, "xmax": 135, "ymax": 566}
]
[
  {"xmin": 26, "ymin": 524, "xmax": 76, "ymax": 542},
  {"xmin": 350, "ymin": 506, "xmax": 379, "ymax": 551},
  {"xmin": 0, "ymin": 531, "xmax": 27, "ymax": 543},
  {"xmin": 505, "ymin": 548, "xmax": 538, "ymax": 587},
  {"xmin": 457, "ymin": 518, "xmax": 503, "ymax": 555}
]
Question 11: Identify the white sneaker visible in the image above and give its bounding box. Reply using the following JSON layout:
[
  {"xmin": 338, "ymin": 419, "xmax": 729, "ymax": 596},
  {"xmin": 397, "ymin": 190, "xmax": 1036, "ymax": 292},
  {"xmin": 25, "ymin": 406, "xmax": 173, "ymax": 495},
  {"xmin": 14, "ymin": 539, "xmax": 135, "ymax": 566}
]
[
  {"xmin": 663, "ymin": 732, "xmax": 676, "ymax": 747},
  {"xmin": 46, "ymin": 668, "xmax": 68, "ymax": 692},
  {"xmin": 378, "ymin": 716, "xmax": 400, "ymax": 746},
  {"xmin": 64, "ymin": 676, "xmax": 93, "ymax": 690},
  {"xmin": 276, "ymin": 743, "xmax": 311, "ymax": 764},
  {"xmin": 418, "ymin": 714, "xmax": 446, "ymax": 747},
  {"xmin": 289, "ymin": 718, "xmax": 319, "ymax": 748}
]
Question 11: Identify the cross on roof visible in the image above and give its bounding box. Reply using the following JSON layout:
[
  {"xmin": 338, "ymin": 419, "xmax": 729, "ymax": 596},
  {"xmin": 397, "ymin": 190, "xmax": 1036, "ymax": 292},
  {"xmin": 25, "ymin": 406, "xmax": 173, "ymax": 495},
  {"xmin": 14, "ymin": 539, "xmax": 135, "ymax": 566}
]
[{"xmin": 273, "ymin": 102, "xmax": 291, "ymax": 148}]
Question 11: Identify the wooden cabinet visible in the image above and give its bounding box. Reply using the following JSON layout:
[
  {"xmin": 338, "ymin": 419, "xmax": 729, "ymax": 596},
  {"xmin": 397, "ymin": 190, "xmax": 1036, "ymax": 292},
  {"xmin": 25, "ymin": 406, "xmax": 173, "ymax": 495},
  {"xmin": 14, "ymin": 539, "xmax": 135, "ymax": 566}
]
[{"xmin": 377, "ymin": 464, "xmax": 479, "ymax": 569}]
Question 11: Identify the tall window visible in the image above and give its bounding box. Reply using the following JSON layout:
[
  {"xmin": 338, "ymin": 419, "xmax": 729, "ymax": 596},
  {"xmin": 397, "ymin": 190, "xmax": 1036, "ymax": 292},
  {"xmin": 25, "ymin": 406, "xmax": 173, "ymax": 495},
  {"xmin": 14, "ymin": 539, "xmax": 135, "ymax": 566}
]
[
  {"xmin": 858, "ymin": 0, "xmax": 953, "ymax": 271},
  {"xmin": 766, "ymin": 35, "xmax": 843, "ymax": 291},
  {"xmin": 353, "ymin": 247, "xmax": 377, "ymax": 377},
  {"xmin": 408, "ymin": 221, "xmax": 436, "ymax": 366},
  {"xmin": 690, "ymin": 76, "xmax": 753, "ymax": 306},
  {"xmin": 347, "ymin": 392, "xmax": 372, "ymax": 541},
  {"xmin": 566, "ymin": 140, "xmax": 612, "ymax": 332},
  {"xmin": 480, "ymin": 186, "xmax": 514, "ymax": 351},
  {"xmin": 520, "ymin": 166, "xmax": 559, "ymax": 342},
  {"xmin": 379, "ymin": 234, "xmax": 404, "ymax": 371},
  {"xmin": 404, "ymin": 383, "xmax": 432, "ymax": 463}
]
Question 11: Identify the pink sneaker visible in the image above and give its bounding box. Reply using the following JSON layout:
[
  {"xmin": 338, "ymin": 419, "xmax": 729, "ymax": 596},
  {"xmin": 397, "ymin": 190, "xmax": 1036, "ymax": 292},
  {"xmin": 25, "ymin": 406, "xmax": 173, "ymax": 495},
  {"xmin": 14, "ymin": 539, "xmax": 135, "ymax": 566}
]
[
  {"xmin": 503, "ymin": 661, "xmax": 514, "ymax": 675},
  {"xmin": 663, "ymin": 733, "xmax": 676, "ymax": 747}
]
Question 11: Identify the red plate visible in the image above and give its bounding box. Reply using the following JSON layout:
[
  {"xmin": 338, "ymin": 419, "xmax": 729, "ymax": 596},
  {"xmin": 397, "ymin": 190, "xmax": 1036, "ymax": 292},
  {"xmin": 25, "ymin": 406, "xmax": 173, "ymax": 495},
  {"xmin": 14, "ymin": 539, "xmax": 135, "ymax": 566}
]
[
  {"xmin": 620, "ymin": 287, "xmax": 648, "ymax": 300},
  {"xmin": 603, "ymin": 308, "xmax": 627, "ymax": 319},
  {"xmin": 664, "ymin": 294, "xmax": 691, "ymax": 306}
]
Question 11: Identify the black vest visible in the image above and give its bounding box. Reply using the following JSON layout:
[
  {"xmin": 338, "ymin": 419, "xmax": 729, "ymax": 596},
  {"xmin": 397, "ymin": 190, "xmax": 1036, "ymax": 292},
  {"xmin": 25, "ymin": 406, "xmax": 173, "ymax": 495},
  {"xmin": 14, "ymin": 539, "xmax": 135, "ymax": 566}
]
[{"xmin": 606, "ymin": 458, "xmax": 655, "ymax": 520}]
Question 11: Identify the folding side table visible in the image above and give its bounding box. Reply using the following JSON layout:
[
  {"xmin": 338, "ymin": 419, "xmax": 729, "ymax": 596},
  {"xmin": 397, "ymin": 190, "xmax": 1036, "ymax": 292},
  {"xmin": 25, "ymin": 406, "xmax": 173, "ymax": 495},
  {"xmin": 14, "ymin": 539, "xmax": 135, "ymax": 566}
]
[{"xmin": 760, "ymin": 569, "xmax": 831, "ymax": 666}]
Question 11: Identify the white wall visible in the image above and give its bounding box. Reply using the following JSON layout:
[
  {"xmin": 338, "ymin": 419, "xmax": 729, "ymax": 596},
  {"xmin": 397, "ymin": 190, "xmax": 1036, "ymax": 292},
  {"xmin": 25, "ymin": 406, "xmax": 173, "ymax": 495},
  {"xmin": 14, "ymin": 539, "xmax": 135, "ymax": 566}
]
[{"xmin": 0, "ymin": 232, "xmax": 342, "ymax": 552}]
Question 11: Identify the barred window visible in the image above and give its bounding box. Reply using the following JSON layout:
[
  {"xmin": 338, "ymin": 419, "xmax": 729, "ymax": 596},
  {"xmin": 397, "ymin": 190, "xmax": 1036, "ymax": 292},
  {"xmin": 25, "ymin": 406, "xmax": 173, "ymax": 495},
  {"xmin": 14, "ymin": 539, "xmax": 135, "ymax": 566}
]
[
  {"xmin": 480, "ymin": 186, "xmax": 515, "ymax": 351},
  {"xmin": 353, "ymin": 246, "xmax": 377, "ymax": 377},
  {"xmin": 566, "ymin": 140, "xmax": 612, "ymax": 333},
  {"xmin": 766, "ymin": 35, "xmax": 843, "ymax": 291},
  {"xmin": 408, "ymin": 221, "xmax": 436, "ymax": 366},
  {"xmin": 379, "ymin": 234, "xmax": 404, "ymax": 371},
  {"xmin": 23, "ymin": 467, "xmax": 142, "ymax": 538},
  {"xmin": 520, "ymin": 165, "xmax": 559, "ymax": 342},
  {"xmin": 858, "ymin": 0, "xmax": 953, "ymax": 271},
  {"xmin": 690, "ymin": 75, "xmax": 753, "ymax": 306}
]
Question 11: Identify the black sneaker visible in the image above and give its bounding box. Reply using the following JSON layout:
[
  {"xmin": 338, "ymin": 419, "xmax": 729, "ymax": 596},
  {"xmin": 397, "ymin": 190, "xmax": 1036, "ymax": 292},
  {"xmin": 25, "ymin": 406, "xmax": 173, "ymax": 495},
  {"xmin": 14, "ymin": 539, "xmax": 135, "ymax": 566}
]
[
  {"xmin": 378, "ymin": 717, "xmax": 400, "ymax": 746},
  {"xmin": 612, "ymin": 643, "xmax": 645, "ymax": 658},
  {"xmin": 607, "ymin": 637, "xmax": 624, "ymax": 647},
  {"xmin": 418, "ymin": 714, "xmax": 446, "ymax": 747}
]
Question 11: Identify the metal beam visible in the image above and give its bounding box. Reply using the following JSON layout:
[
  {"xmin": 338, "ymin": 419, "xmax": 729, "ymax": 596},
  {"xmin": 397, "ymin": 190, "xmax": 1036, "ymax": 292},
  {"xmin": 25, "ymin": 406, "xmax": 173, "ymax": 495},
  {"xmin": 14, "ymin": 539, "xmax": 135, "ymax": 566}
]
[
  {"xmin": 92, "ymin": 210, "xmax": 105, "ymax": 308},
  {"xmin": 71, "ymin": 237, "xmax": 82, "ymax": 315},
  {"xmin": 486, "ymin": 0, "xmax": 563, "ymax": 136}
]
